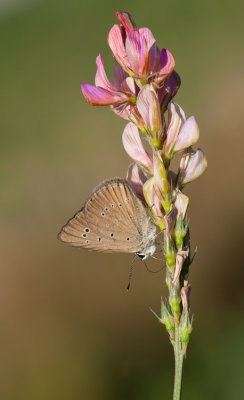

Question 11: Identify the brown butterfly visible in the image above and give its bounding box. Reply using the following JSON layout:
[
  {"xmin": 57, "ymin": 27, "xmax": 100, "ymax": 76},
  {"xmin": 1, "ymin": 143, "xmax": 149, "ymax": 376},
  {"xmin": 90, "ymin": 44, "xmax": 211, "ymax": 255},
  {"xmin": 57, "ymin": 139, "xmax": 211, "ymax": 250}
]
[{"xmin": 58, "ymin": 178, "xmax": 157, "ymax": 260}]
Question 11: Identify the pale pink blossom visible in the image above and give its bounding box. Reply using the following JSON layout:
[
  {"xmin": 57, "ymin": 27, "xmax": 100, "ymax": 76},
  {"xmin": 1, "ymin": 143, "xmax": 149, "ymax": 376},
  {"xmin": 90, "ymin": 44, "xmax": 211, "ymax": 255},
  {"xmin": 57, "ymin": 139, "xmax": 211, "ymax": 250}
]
[
  {"xmin": 126, "ymin": 163, "xmax": 147, "ymax": 199},
  {"xmin": 174, "ymin": 191, "xmax": 189, "ymax": 219},
  {"xmin": 122, "ymin": 123, "xmax": 153, "ymax": 171},
  {"xmin": 180, "ymin": 148, "xmax": 207, "ymax": 184},
  {"xmin": 165, "ymin": 103, "xmax": 199, "ymax": 156},
  {"xmin": 137, "ymin": 85, "xmax": 162, "ymax": 136},
  {"xmin": 143, "ymin": 176, "xmax": 164, "ymax": 218}
]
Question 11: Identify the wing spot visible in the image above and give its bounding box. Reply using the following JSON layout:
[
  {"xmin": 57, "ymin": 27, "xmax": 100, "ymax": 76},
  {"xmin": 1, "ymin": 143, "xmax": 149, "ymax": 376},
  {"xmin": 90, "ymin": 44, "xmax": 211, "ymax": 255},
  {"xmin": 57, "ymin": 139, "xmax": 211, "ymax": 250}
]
[
  {"xmin": 85, "ymin": 240, "xmax": 89, "ymax": 244},
  {"xmin": 101, "ymin": 212, "xmax": 105, "ymax": 217},
  {"xmin": 127, "ymin": 237, "xmax": 130, "ymax": 241},
  {"xmin": 111, "ymin": 204, "xmax": 114, "ymax": 208},
  {"xmin": 104, "ymin": 207, "xmax": 108, "ymax": 211},
  {"xmin": 125, "ymin": 198, "xmax": 129, "ymax": 202},
  {"xmin": 98, "ymin": 237, "xmax": 101, "ymax": 242},
  {"xmin": 84, "ymin": 228, "xmax": 90, "ymax": 232},
  {"xmin": 82, "ymin": 233, "xmax": 87, "ymax": 238},
  {"xmin": 110, "ymin": 232, "xmax": 114, "ymax": 238},
  {"xmin": 118, "ymin": 203, "xmax": 122, "ymax": 207}
]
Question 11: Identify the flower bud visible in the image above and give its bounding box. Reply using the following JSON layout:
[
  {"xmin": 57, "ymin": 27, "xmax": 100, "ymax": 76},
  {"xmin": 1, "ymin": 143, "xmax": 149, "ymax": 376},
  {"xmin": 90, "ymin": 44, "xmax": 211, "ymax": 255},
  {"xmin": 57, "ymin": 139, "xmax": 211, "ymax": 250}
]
[
  {"xmin": 164, "ymin": 236, "xmax": 176, "ymax": 268},
  {"xmin": 161, "ymin": 301, "xmax": 175, "ymax": 337},
  {"xmin": 169, "ymin": 287, "xmax": 181, "ymax": 319},
  {"xmin": 179, "ymin": 312, "xmax": 193, "ymax": 348},
  {"xmin": 174, "ymin": 216, "xmax": 188, "ymax": 249}
]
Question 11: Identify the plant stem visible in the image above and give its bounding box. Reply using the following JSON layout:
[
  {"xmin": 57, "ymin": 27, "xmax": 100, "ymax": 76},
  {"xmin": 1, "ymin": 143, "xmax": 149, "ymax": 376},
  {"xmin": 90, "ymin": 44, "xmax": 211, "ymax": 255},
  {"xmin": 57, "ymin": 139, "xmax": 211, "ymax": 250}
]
[{"xmin": 173, "ymin": 323, "xmax": 184, "ymax": 400}]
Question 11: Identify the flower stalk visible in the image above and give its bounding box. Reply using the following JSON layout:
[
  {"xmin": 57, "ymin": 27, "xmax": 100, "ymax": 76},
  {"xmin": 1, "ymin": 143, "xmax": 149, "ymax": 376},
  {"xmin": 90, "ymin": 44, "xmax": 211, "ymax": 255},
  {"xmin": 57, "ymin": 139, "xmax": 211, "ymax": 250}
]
[{"xmin": 80, "ymin": 11, "xmax": 207, "ymax": 399}]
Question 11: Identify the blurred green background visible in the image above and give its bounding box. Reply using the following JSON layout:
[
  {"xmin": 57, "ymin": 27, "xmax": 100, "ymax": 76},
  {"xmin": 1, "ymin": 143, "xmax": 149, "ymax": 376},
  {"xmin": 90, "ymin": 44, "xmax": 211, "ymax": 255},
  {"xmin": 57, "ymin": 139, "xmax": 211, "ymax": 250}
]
[{"xmin": 1, "ymin": 0, "xmax": 244, "ymax": 398}]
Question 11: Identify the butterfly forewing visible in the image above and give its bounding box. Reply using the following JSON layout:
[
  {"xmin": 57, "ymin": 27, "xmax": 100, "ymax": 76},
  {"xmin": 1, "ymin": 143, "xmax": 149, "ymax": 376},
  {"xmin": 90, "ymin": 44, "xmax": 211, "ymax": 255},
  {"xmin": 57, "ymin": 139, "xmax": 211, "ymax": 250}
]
[{"xmin": 58, "ymin": 178, "xmax": 155, "ymax": 254}]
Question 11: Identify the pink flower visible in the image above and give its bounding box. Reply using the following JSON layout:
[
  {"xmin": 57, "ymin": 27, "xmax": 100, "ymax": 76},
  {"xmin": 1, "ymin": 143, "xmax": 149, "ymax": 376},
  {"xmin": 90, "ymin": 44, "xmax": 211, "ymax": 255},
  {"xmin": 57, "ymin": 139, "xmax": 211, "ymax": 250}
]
[
  {"xmin": 143, "ymin": 177, "xmax": 164, "ymax": 219},
  {"xmin": 180, "ymin": 148, "xmax": 208, "ymax": 184},
  {"xmin": 137, "ymin": 84, "xmax": 163, "ymax": 147},
  {"xmin": 126, "ymin": 163, "xmax": 147, "ymax": 199},
  {"xmin": 108, "ymin": 13, "xmax": 175, "ymax": 81},
  {"xmin": 81, "ymin": 54, "xmax": 136, "ymax": 106},
  {"xmin": 122, "ymin": 122, "xmax": 153, "ymax": 171},
  {"xmin": 165, "ymin": 103, "xmax": 199, "ymax": 157}
]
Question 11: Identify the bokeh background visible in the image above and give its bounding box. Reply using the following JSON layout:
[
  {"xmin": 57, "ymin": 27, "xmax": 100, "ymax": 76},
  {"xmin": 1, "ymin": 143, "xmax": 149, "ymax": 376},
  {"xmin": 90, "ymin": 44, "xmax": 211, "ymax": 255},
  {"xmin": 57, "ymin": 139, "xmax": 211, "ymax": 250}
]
[{"xmin": 1, "ymin": 0, "xmax": 244, "ymax": 398}]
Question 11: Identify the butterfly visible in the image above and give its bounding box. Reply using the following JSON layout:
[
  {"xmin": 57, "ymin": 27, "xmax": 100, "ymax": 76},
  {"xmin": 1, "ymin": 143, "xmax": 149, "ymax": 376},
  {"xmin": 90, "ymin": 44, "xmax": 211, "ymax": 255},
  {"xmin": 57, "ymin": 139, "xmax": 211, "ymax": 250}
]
[{"xmin": 58, "ymin": 178, "xmax": 157, "ymax": 260}]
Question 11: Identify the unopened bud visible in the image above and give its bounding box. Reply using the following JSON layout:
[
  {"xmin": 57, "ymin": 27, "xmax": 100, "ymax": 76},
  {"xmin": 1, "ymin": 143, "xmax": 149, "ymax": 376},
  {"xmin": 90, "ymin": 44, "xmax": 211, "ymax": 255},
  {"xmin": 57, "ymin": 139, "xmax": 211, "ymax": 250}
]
[
  {"xmin": 161, "ymin": 301, "xmax": 175, "ymax": 337},
  {"xmin": 169, "ymin": 287, "xmax": 181, "ymax": 319},
  {"xmin": 174, "ymin": 216, "xmax": 188, "ymax": 249},
  {"xmin": 179, "ymin": 311, "xmax": 193, "ymax": 349},
  {"xmin": 164, "ymin": 237, "xmax": 176, "ymax": 268}
]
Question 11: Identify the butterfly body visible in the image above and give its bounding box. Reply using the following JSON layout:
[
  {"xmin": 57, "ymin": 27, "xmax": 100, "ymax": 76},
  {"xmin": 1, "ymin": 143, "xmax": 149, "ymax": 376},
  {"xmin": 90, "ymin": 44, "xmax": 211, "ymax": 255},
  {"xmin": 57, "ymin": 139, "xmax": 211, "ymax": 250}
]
[{"xmin": 58, "ymin": 178, "xmax": 157, "ymax": 259}]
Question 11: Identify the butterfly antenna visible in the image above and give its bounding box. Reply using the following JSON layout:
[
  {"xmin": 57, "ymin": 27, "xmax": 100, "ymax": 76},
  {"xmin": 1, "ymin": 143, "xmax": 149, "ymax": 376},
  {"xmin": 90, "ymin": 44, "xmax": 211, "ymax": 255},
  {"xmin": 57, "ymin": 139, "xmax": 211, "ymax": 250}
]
[
  {"xmin": 126, "ymin": 255, "xmax": 136, "ymax": 291},
  {"xmin": 143, "ymin": 260, "xmax": 164, "ymax": 273}
]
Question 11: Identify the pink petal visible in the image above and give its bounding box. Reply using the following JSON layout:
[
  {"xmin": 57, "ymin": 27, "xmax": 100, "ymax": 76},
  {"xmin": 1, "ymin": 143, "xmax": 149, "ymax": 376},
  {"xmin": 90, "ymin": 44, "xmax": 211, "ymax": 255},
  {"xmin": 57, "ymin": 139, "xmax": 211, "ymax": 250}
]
[
  {"xmin": 126, "ymin": 163, "xmax": 147, "ymax": 199},
  {"xmin": 137, "ymin": 84, "xmax": 162, "ymax": 133},
  {"xmin": 113, "ymin": 62, "xmax": 128, "ymax": 89},
  {"xmin": 122, "ymin": 122, "xmax": 153, "ymax": 171},
  {"xmin": 113, "ymin": 64, "xmax": 136, "ymax": 95},
  {"xmin": 158, "ymin": 71, "xmax": 181, "ymax": 112},
  {"xmin": 139, "ymin": 28, "xmax": 160, "ymax": 74},
  {"xmin": 156, "ymin": 49, "xmax": 175, "ymax": 83},
  {"xmin": 182, "ymin": 148, "xmax": 208, "ymax": 184},
  {"xmin": 111, "ymin": 103, "xmax": 139, "ymax": 121},
  {"xmin": 174, "ymin": 191, "xmax": 189, "ymax": 219},
  {"xmin": 81, "ymin": 83, "xmax": 128, "ymax": 106},
  {"xmin": 126, "ymin": 28, "xmax": 159, "ymax": 77},
  {"xmin": 143, "ymin": 177, "xmax": 163, "ymax": 218},
  {"xmin": 165, "ymin": 103, "xmax": 185, "ymax": 155},
  {"xmin": 116, "ymin": 11, "xmax": 135, "ymax": 34},
  {"xmin": 95, "ymin": 54, "xmax": 118, "ymax": 92},
  {"xmin": 107, "ymin": 24, "xmax": 131, "ymax": 71},
  {"xmin": 174, "ymin": 116, "xmax": 199, "ymax": 152},
  {"xmin": 125, "ymin": 29, "xmax": 142, "ymax": 76},
  {"xmin": 138, "ymin": 36, "xmax": 149, "ymax": 77}
]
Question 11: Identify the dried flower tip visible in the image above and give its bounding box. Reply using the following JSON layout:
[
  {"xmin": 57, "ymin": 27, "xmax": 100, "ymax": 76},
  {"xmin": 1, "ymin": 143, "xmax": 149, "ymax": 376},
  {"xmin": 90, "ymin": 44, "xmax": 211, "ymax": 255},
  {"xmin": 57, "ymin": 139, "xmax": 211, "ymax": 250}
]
[
  {"xmin": 165, "ymin": 205, "xmax": 177, "ymax": 237},
  {"xmin": 181, "ymin": 280, "xmax": 191, "ymax": 313},
  {"xmin": 172, "ymin": 251, "xmax": 189, "ymax": 288}
]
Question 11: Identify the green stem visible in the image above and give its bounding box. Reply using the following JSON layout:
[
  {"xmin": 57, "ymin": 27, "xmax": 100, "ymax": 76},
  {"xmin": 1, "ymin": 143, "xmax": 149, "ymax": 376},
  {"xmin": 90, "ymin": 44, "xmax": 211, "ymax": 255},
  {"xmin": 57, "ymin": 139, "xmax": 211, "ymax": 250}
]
[{"xmin": 173, "ymin": 324, "xmax": 184, "ymax": 400}]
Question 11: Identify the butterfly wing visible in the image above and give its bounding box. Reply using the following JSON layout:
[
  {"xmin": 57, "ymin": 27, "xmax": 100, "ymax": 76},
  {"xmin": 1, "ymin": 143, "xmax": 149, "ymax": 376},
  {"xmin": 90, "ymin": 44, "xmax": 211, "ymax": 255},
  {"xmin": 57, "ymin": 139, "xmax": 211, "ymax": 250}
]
[{"xmin": 58, "ymin": 178, "xmax": 153, "ymax": 253}]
